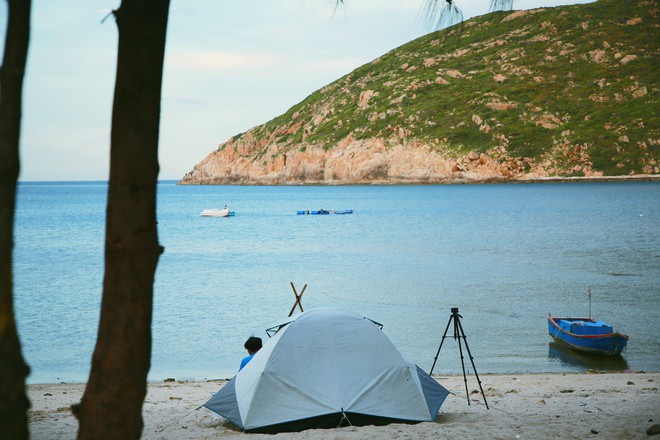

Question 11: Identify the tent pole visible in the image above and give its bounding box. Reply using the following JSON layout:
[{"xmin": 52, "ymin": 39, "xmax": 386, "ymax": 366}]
[{"xmin": 288, "ymin": 282, "xmax": 307, "ymax": 317}]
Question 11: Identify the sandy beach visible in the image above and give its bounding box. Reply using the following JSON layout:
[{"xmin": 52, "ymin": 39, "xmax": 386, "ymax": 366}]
[{"xmin": 28, "ymin": 371, "xmax": 658, "ymax": 439}]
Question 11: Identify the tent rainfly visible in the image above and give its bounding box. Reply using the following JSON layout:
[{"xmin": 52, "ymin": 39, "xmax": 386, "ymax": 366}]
[{"xmin": 204, "ymin": 308, "xmax": 449, "ymax": 433}]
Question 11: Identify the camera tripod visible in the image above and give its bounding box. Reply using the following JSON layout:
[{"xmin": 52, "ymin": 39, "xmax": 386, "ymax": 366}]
[{"xmin": 430, "ymin": 307, "xmax": 489, "ymax": 409}]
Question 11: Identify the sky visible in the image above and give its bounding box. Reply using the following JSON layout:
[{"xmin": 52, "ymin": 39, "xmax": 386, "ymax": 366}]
[{"xmin": 1, "ymin": 0, "xmax": 594, "ymax": 181}]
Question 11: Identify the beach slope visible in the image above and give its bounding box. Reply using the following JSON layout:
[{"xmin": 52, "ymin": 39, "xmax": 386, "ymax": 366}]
[{"xmin": 28, "ymin": 372, "xmax": 658, "ymax": 439}]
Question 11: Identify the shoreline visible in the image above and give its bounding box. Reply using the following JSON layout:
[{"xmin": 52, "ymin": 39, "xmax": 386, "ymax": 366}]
[
  {"xmin": 16, "ymin": 174, "xmax": 660, "ymax": 185},
  {"xmin": 28, "ymin": 371, "xmax": 659, "ymax": 439},
  {"xmin": 176, "ymin": 174, "xmax": 660, "ymax": 185}
]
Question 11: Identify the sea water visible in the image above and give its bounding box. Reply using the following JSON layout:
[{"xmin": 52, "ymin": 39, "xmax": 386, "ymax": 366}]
[{"xmin": 13, "ymin": 181, "xmax": 660, "ymax": 383}]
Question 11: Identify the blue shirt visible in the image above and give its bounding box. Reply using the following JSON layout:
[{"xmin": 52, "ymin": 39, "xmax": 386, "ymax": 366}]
[{"xmin": 239, "ymin": 354, "xmax": 254, "ymax": 371}]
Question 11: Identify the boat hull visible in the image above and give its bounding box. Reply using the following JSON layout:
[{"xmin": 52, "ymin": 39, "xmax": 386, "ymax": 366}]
[
  {"xmin": 547, "ymin": 316, "xmax": 628, "ymax": 356},
  {"xmin": 200, "ymin": 208, "xmax": 234, "ymax": 217}
]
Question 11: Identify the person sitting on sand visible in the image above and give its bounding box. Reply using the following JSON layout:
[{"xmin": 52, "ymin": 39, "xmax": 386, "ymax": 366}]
[{"xmin": 239, "ymin": 336, "xmax": 262, "ymax": 371}]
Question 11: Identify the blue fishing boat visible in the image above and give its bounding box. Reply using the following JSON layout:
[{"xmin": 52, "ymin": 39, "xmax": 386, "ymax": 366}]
[{"xmin": 547, "ymin": 315, "xmax": 629, "ymax": 356}]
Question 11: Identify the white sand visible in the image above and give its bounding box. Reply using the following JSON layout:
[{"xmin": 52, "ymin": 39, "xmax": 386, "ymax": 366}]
[{"xmin": 28, "ymin": 372, "xmax": 659, "ymax": 439}]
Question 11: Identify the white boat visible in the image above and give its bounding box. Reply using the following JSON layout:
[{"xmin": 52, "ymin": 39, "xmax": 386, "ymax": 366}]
[{"xmin": 200, "ymin": 207, "xmax": 233, "ymax": 217}]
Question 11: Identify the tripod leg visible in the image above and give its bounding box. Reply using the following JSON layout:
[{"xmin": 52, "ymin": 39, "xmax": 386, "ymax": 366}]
[
  {"xmin": 456, "ymin": 318, "xmax": 489, "ymax": 409},
  {"xmin": 455, "ymin": 321, "xmax": 471, "ymax": 406},
  {"xmin": 430, "ymin": 315, "xmax": 454, "ymax": 376}
]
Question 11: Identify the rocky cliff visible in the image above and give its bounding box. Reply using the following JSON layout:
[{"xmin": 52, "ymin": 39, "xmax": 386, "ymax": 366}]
[{"xmin": 180, "ymin": 0, "xmax": 659, "ymax": 185}]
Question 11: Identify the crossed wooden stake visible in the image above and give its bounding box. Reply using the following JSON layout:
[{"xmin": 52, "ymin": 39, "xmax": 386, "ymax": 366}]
[{"xmin": 288, "ymin": 282, "xmax": 307, "ymax": 317}]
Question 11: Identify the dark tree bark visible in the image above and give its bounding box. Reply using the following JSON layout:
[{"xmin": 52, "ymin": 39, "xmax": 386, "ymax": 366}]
[
  {"xmin": 0, "ymin": 1, "xmax": 32, "ymax": 439},
  {"xmin": 76, "ymin": 1, "xmax": 169, "ymax": 439}
]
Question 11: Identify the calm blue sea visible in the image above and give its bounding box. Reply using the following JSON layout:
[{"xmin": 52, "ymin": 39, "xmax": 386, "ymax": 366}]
[{"xmin": 13, "ymin": 181, "xmax": 660, "ymax": 383}]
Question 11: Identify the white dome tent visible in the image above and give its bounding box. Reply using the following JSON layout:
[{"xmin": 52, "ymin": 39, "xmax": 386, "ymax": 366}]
[{"xmin": 204, "ymin": 308, "xmax": 449, "ymax": 433}]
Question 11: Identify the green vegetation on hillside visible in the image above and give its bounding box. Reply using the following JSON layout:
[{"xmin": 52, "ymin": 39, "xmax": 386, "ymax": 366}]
[{"xmin": 236, "ymin": 0, "xmax": 659, "ymax": 176}]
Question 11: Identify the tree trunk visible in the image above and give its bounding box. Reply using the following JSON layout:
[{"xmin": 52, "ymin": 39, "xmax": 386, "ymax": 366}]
[
  {"xmin": 0, "ymin": 1, "xmax": 32, "ymax": 439},
  {"xmin": 76, "ymin": 1, "xmax": 169, "ymax": 439}
]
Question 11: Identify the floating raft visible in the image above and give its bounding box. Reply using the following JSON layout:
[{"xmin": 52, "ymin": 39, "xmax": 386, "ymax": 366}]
[{"xmin": 297, "ymin": 209, "xmax": 353, "ymax": 215}]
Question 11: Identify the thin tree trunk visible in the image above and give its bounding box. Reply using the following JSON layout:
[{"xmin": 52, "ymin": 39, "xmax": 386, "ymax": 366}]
[
  {"xmin": 0, "ymin": 1, "xmax": 32, "ymax": 439},
  {"xmin": 76, "ymin": 1, "xmax": 169, "ymax": 439}
]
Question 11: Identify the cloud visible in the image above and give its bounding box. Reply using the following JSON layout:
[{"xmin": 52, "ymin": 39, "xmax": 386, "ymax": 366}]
[{"xmin": 167, "ymin": 50, "xmax": 279, "ymax": 72}]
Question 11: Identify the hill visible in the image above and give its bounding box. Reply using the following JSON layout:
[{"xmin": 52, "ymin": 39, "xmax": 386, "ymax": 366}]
[{"xmin": 180, "ymin": 0, "xmax": 658, "ymax": 185}]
